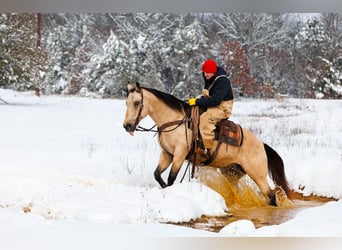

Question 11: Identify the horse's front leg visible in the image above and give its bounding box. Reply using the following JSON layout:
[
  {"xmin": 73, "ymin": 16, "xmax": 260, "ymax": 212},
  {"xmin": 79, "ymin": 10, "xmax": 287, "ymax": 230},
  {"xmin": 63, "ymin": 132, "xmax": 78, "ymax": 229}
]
[
  {"xmin": 167, "ymin": 148, "xmax": 188, "ymax": 186},
  {"xmin": 154, "ymin": 150, "xmax": 173, "ymax": 188}
]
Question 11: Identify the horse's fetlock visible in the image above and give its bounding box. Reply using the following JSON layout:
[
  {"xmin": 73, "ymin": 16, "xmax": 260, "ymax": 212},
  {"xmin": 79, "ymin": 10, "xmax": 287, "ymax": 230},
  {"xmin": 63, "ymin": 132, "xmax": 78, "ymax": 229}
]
[
  {"xmin": 154, "ymin": 168, "xmax": 167, "ymax": 188},
  {"xmin": 154, "ymin": 169, "xmax": 160, "ymax": 178},
  {"xmin": 167, "ymin": 172, "xmax": 177, "ymax": 186}
]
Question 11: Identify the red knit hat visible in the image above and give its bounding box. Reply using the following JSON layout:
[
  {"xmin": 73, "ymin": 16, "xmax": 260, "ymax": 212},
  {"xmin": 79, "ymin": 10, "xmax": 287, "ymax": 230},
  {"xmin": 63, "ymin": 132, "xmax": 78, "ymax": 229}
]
[{"xmin": 202, "ymin": 59, "xmax": 217, "ymax": 73}]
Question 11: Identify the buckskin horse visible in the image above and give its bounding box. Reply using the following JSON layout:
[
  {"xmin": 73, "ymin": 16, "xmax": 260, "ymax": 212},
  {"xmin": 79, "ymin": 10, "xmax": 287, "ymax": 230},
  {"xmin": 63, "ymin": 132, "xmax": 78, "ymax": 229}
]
[{"xmin": 123, "ymin": 82, "xmax": 291, "ymax": 206}]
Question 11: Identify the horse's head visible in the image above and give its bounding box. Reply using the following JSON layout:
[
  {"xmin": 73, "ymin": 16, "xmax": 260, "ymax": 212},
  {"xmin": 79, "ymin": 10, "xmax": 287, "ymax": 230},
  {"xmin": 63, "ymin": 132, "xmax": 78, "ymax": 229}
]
[{"xmin": 123, "ymin": 82, "xmax": 148, "ymax": 136}]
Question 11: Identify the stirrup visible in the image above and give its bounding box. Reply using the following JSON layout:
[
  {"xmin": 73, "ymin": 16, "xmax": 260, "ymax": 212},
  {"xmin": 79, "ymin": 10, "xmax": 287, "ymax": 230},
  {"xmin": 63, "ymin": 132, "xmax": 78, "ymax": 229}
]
[
  {"xmin": 194, "ymin": 147, "xmax": 211, "ymax": 158},
  {"xmin": 202, "ymin": 148, "xmax": 212, "ymax": 159}
]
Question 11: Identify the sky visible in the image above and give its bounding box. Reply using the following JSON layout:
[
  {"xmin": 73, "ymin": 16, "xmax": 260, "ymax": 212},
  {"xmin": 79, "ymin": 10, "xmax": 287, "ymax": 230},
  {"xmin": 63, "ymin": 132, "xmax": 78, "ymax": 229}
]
[{"xmin": 0, "ymin": 88, "xmax": 341, "ymax": 249}]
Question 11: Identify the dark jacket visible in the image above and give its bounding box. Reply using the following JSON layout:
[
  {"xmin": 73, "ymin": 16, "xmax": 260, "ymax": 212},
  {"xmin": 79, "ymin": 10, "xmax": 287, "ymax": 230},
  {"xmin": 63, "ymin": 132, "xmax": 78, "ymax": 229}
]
[{"xmin": 196, "ymin": 67, "xmax": 233, "ymax": 108}]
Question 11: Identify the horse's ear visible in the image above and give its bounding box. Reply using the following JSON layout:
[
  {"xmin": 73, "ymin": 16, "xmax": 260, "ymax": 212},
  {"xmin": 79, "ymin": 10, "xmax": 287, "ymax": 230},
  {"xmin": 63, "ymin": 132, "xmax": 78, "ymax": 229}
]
[
  {"xmin": 127, "ymin": 82, "xmax": 135, "ymax": 93},
  {"xmin": 135, "ymin": 82, "xmax": 141, "ymax": 92}
]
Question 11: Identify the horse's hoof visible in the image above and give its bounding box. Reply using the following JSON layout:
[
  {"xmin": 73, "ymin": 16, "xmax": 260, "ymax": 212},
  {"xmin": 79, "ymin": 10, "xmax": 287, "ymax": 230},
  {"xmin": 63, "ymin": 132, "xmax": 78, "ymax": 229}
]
[{"xmin": 268, "ymin": 192, "xmax": 277, "ymax": 206}]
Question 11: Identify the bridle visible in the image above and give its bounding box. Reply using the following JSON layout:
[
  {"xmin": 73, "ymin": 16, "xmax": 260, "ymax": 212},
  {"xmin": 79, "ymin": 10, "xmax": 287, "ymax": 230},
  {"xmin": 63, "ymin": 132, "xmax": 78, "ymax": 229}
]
[
  {"xmin": 132, "ymin": 88, "xmax": 189, "ymax": 134},
  {"xmin": 132, "ymin": 88, "xmax": 160, "ymax": 133},
  {"xmin": 132, "ymin": 88, "xmax": 144, "ymax": 131}
]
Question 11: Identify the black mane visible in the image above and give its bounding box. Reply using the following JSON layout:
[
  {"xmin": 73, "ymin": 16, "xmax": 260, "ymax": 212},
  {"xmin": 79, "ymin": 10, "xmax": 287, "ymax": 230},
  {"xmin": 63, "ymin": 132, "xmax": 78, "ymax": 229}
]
[{"xmin": 142, "ymin": 87, "xmax": 189, "ymax": 113}]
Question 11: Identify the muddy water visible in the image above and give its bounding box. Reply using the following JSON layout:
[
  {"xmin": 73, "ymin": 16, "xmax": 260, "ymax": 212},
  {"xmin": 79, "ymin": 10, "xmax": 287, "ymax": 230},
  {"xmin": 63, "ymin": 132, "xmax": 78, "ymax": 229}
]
[{"xmin": 175, "ymin": 167, "xmax": 336, "ymax": 232}]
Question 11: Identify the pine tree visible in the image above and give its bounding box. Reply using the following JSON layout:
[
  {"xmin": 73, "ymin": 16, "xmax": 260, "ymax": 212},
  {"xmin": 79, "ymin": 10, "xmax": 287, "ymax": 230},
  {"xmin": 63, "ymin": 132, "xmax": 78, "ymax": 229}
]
[
  {"xmin": 0, "ymin": 13, "xmax": 47, "ymax": 91},
  {"xmin": 170, "ymin": 15, "xmax": 209, "ymax": 98},
  {"xmin": 85, "ymin": 30, "xmax": 130, "ymax": 97},
  {"xmin": 295, "ymin": 17, "xmax": 341, "ymax": 98},
  {"xmin": 44, "ymin": 25, "xmax": 75, "ymax": 94},
  {"xmin": 67, "ymin": 14, "xmax": 98, "ymax": 95}
]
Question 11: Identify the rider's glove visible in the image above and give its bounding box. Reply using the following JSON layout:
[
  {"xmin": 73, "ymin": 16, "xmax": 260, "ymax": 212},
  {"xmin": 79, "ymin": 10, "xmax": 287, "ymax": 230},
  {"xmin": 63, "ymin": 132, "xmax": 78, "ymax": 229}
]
[
  {"xmin": 201, "ymin": 88, "xmax": 209, "ymax": 97},
  {"xmin": 188, "ymin": 98, "xmax": 197, "ymax": 106}
]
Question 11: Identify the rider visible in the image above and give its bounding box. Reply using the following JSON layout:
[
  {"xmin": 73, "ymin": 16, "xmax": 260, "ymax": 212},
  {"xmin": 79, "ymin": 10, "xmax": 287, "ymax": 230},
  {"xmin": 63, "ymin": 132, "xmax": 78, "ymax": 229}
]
[{"xmin": 188, "ymin": 59, "xmax": 234, "ymax": 153}]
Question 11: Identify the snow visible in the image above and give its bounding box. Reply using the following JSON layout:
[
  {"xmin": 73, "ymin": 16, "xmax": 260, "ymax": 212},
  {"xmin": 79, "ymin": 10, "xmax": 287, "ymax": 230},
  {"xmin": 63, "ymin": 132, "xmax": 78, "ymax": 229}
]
[
  {"xmin": 0, "ymin": 89, "xmax": 341, "ymax": 245},
  {"xmin": 250, "ymin": 199, "xmax": 342, "ymax": 237}
]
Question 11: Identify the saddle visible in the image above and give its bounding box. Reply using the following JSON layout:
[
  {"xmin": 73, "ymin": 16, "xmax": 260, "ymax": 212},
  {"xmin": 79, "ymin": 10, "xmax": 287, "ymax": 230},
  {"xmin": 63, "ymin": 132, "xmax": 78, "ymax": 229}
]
[
  {"xmin": 187, "ymin": 107, "xmax": 244, "ymax": 169},
  {"xmin": 214, "ymin": 119, "xmax": 243, "ymax": 147}
]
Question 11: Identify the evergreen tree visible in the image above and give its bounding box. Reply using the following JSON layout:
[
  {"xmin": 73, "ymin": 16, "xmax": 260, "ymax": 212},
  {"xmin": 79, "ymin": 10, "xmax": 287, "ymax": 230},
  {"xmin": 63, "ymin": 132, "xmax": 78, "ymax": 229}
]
[
  {"xmin": 295, "ymin": 17, "xmax": 341, "ymax": 98},
  {"xmin": 67, "ymin": 14, "xmax": 99, "ymax": 95},
  {"xmin": 170, "ymin": 15, "xmax": 210, "ymax": 98},
  {"xmin": 85, "ymin": 30, "xmax": 129, "ymax": 97},
  {"xmin": 3, "ymin": 13, "xmax": 339, "ymax": 99},
  {"xmin": 43, "ymin": 14, "xmax": 87, "ymax": 94},
  {"xmin": 44, "ymin": 25, "xmax": 75, "ymax": 94},
  {"xmin": 0, "ymin": 13, "xmax": 46, "ymax": 91}
]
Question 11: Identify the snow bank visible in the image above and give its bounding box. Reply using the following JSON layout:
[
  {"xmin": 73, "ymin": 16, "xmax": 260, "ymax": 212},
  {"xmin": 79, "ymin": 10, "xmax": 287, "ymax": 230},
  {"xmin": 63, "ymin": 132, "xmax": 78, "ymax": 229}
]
[{"xmin": 0, "ymin": 89, "xmax": 341, "ymax": 241}]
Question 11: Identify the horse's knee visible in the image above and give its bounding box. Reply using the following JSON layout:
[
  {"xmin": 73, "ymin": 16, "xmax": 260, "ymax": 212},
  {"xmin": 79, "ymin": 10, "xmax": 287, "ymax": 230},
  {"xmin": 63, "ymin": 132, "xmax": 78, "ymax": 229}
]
[
  {"xmin": 268, "ymin": 192, "xmax": 277, "ymax": 206},
  {"xmin": 154, "ymin": 168, "xmax": 167, "ymax": 188}
]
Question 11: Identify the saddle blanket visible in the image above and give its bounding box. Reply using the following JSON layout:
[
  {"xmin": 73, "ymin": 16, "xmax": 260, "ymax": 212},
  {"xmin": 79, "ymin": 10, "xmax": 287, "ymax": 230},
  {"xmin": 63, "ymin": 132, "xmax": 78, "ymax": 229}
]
[{"xmin": 214, "ymin": 119, "xmax": 243, "ymax": 146}]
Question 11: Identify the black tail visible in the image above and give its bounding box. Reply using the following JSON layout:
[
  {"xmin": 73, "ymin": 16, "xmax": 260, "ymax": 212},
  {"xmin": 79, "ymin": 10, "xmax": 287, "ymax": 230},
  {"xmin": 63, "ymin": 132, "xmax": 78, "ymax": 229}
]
[{"xmin": 264, "ymin": 143, "xmax": 291, "ymax": 199}]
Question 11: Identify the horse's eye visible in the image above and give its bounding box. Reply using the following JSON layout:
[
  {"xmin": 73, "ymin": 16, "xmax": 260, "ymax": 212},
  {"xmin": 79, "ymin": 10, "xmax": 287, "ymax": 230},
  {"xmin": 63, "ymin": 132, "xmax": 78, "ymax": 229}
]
[{"xmin": 134, "ymin": 101, "xmax": 140, "ymax": 107}]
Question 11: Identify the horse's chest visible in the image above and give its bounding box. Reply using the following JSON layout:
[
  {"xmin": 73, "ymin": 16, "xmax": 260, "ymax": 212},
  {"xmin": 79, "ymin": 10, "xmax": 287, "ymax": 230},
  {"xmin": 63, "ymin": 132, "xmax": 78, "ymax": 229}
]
[{"xmin": 158, "ymin": 134, "xmax": 176, "ymax": 154}]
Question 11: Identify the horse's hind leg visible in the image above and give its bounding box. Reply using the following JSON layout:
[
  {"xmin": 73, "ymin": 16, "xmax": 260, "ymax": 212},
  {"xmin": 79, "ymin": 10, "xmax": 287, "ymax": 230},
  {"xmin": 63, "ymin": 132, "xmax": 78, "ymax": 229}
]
[
  {"xmin": 252, "ymin": 174, "xmax": 277, "ymax": 206},
  {"xmin": 244, "ymin": 159, "xmax": 277, "ymax": 206},
  {"xmin": 154, "ymin": 150, "xmax": 172, "ymax": 188}
]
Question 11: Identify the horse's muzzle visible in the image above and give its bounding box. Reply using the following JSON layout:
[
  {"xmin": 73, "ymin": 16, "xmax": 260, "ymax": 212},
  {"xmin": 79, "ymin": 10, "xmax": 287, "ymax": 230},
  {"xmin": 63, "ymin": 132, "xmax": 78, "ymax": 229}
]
[{"xmin": 123, "ymin": 123, "xmax": 135, "ymax": 136}]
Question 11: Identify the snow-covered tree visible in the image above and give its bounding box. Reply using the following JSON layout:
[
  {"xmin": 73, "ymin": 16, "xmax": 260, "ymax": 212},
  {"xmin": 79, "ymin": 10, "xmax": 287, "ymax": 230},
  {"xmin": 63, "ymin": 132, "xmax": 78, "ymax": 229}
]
[
  {"xmin": 85, "ymin": 30, "xmax": 131, "ymax": 97},
  {"xmin": 295, "ymin": 17, "xmax": 341, "ymax": 98},
  {"xmin": 87, "ymin": 13, "xmax": 211, "ymax": 98},
  {"xmin": 66, "ymin": 14, "xmax": 101, "ymax": 95},
  {"xmin": 295, "ymin": 18, "xmax": 331, "ymax": 60},
  {"xmin": 169, "ymin": 16, "xmax": 210, "ymax": 98},
  {"xmin": 214, "ymin": 13, "xmax": 292, "ymax": 96},
  {"xmin": 3, "ymin": 13, "xmax": 338, "ymax": 99},
  {"xmin": 43, "ymin": 14, "xmax": 85, "ymax": 94},
  {"xmin": 44, "ymin": 25, "xmax": 76, "ymax": 94},
  {"xmin": 222, "ymin": 40, "xmax": 258, "ymax": 97},
  {"xmin": 42, "ymin": 14, "xmax": 107, "ymax": 95},
  {"xmin": 312, "ymin": 58, "xmax": 341, "ymax": 98},
  {"xmin": 0, "ymin": 13, "xmax": 46, "ymax": 91}
]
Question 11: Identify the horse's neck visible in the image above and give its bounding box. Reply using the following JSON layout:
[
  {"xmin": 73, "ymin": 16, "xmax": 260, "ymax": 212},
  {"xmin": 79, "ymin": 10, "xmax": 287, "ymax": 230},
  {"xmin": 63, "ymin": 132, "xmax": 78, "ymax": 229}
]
[
  {"xmin": 148, "ymin": 103, "xmax": 184, "ymax": 126},
  {"xmin": 145, "ymin": 92, "xmax": 185, "ymax": 127}
]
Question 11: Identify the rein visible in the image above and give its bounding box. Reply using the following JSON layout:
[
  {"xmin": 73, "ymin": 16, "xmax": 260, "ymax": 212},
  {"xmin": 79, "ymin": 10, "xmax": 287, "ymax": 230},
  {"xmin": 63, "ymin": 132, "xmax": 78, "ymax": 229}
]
[
  {"xmin": 157, "ymin": 116, "xmax": 188, "ymax": 133},
  {"xmin": 135, "ymin": 117, "xmax": 188, "ymax": 134}
]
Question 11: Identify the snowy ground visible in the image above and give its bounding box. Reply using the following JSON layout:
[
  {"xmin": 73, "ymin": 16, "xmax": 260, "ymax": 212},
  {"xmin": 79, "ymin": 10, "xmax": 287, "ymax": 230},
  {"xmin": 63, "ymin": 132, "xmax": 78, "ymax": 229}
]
[{"xmin": 0, "ymin": 89, "xmax": 341, "ymax": 246}]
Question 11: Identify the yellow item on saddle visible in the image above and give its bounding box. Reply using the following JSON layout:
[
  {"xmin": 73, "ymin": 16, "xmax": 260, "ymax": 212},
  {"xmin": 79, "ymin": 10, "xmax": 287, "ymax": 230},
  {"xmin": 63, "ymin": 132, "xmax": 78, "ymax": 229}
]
[{"xmin": 188, "ymin": 98, "xmax": 197, "ymax": 106}]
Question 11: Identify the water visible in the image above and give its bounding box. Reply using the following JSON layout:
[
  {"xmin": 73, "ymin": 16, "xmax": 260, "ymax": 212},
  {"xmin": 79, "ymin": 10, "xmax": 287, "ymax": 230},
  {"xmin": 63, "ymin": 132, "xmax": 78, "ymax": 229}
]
[{"xmin": 174, "ymin": 167, "xmax": 335, "ymax": 232}]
